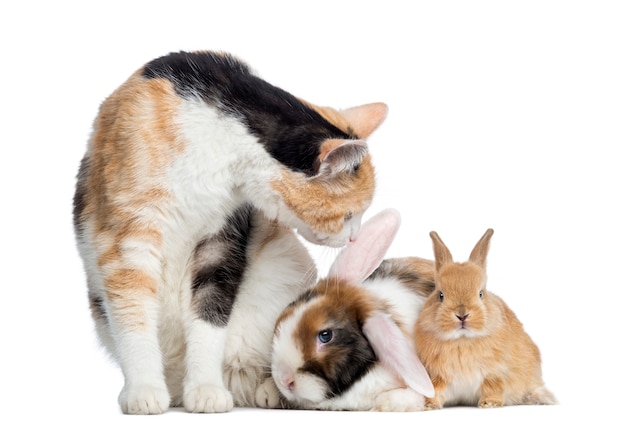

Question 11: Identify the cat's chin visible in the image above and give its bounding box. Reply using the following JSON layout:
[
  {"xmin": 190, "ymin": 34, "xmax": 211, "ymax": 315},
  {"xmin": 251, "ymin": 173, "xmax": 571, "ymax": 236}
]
[
  {"xmin": 297, "ymin": 229, "xmax": 349, "ymax": 248},
  {"xmin": 293, "ymin": 213, "xmax": 364, "ymax": 249}
]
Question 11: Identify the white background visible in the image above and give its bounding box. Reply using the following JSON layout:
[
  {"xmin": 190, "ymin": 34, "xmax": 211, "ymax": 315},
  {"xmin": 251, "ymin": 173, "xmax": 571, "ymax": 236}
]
[{"xmin": 2, "ymin": 1, "xmax": 624, "ymax": 427}]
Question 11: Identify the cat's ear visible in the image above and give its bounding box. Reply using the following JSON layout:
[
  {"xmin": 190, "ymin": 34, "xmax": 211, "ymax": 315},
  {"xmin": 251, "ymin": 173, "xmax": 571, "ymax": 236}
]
[
  {"xmin": 318, "ymin": 139, "xmax": 368, "ymax": 177},
  {"xmin": 341, "ymin": 102, "xmax": 388, "ymax": 139}
]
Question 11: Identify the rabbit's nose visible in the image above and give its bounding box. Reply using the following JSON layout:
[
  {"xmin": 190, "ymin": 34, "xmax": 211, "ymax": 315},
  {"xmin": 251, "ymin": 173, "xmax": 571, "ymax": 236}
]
[
  {"xmin": 456, "ymin": 313, "xmax": 469, "ymax": 322},
  {"xmin": 280, "ymin": 374, "xmax": 295, "ymax": 392}
]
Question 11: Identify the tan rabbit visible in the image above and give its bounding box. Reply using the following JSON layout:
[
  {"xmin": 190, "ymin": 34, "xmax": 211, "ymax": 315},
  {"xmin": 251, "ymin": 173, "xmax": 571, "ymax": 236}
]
[{"xmin": 414, "ymin": 228, "xmax": 557, "ymax": 409}]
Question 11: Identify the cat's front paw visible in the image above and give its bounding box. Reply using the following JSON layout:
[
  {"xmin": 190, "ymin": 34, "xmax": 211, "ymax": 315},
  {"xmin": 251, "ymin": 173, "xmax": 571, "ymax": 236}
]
[
  {"xmin": 255, "ymin": 377, "xmax": 281, "ymax": 409},
  {"xmin": 118, "ymin": 384, "xmax": 170, "ymax": 414},
  {"xmin": 374, "ymin": 388, "xmax": 425, "ymax": 412},
  {"xmin": 183, "ymin": 384, "xmax": 234, "ymax": 413}
]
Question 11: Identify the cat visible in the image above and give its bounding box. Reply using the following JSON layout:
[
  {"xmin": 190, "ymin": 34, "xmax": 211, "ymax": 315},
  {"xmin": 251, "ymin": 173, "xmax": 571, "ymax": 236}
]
[{"xmin": 73, "ymin": 50, "xmax": 388, "ymax": 414}]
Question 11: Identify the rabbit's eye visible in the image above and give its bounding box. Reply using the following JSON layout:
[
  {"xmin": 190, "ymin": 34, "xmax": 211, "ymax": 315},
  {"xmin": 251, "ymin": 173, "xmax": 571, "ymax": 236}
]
[
  {"xmin": 439, "ymin": 291, "xmax": 444, "ymax": 302},
  {"xmin": 479, "ymin": 290, "xmax": 484, "ymax": 299},
  {"xmin": 318, "ymin": 329, "xmax": 333, "ymax": 344},
  {"xmin": 344, "ymin": 211, "xmax": 353, "ymax": 221}
]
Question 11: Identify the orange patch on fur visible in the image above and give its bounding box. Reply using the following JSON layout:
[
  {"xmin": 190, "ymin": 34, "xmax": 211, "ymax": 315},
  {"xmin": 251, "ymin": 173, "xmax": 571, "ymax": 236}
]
[
  {"xmin": 306, "ymin": 102, "xmax": 388, "ymax": 139},
  {"xmin": 97, "ymin": 222, "xmax": 163, "ymax": 267},
  {"xmin": 81, "ymin": 72, "xmax": 181, "ymax": 224},
  {"xmin": 271, "ymin": 154, "xmax": 375, "ymax": 234},
  {"xmin": 77, "ymin": 71, "xmax": 182, "ymax": 269},
  {"xmin": 106, "ymin": 268, "xmax": 158, "ymax": 296},
  {"xmin": 309, "ymin": 105, "xmax": 355, "ymax": 136},
  {"xmin": 97, "ymin": 245, "xmax": 122, "ymax": 267},
  {"xmin": 404, "ymin": 257, "xmax": 436, "ymax": 280},
  {"xmin": 92, "ymin": 73, "xmax": 183, "ymax": 186},
  {"xmin": 105, "ymin": 268, "xmax": 158, "ymax": 330}
]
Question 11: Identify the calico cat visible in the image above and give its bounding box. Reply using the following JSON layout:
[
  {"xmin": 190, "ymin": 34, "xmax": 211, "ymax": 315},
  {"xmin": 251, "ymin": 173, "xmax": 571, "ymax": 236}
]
[{"xmin": 73, "ymin": 50, "xmax": 388, "ymax": 414}]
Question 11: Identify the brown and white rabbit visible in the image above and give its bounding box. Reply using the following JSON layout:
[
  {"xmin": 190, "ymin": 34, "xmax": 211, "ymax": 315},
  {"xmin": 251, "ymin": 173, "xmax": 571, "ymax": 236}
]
[
  {"xmin": 414, "ymin": 228, "xmax": 557, "ymax": 409},
  {"xmin": 255, "ymin": 209, "xmax": 436, "ymax": 411}
]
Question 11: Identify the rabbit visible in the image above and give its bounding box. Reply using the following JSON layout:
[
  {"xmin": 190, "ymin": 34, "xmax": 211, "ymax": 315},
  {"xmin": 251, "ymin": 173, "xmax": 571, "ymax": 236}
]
[
  {"xmin": 255, "ymin": 208, "xmax": 436, "ymax": 411},
  {"xmin": 414, "ymin": 228, "xmax": 557, "ymax": 410}
]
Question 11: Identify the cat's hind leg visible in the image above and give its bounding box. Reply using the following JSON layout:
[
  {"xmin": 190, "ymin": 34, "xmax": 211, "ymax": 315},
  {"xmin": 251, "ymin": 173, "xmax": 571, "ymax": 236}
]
[
  {"xmin": 182, "ymin": 266, "xmax": 238, "ymax": 412},
  {"xmin": 183, "ymin": 321, "xmax": 233, "ymax": 412},
  {"xmin": 97, "ymin": 233, "xmax": 170, "ymax": 414},
  {"xmin": 182, "ymin": 206, "xmax": 253, "ymax": 413}
]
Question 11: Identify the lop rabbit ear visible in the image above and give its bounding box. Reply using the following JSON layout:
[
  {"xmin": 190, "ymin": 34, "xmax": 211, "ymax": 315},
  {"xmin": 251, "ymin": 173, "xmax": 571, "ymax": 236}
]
[
  {"xmin": 362, "ymin": 312, "xmax": 435, "ymax": 398},
  {"xmin": 328, "ymin": 208, "xmax": 401, "ymax": 284}
]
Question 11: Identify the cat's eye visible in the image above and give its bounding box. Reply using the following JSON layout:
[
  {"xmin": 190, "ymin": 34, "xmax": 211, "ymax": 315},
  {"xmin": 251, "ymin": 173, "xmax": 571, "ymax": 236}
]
[
  {"xmin": 439, "ymin": 291, "xmax": 444, "ymax": 302},
  {"xmin": 318, "ymin": 329, "xmax": 333, "ymax": 344},
  {"xmin": 479, "ymin": 290, "xmax": 483, "ymax": 299}
]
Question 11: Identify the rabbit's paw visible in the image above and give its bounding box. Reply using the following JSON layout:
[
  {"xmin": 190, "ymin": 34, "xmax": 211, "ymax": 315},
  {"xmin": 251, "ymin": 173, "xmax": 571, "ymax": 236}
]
[
  {"xmin": 255, "ymin": 377, "xmax": 282, "ymax": 408},
  {"xmin": 374, "ymin": 388, "xmax": 425, "ymax": 412},
  {"xmin": 478, "ymin": 396, "xmax": 504, "ymax": 408},
  {"xmin": 424, "ymin": 396, "xmax": 443, "ymax": 411},
  {"xmin": 224, "ymin": 365, "xmax": 265, "ymax": 406},
  {"xmin": 524, "ymin": 386, "xmax": 558, "ymax": 405},
  {"xmin": 183, "ymin": 383, "xmax": 234, "ymax": 413},
  {"xmin": 119, "ymin": 383, "xmax": 170, "ymax": 414}
]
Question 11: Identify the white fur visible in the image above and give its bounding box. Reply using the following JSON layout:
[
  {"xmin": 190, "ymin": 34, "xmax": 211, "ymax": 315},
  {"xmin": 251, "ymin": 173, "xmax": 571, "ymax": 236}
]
[
  {"xmin": 443, "ymin": 372, "xmax": 484, "ymax": 407},
  {"xmin": 322, "ymin": 366, "xmax": 425, "ymax": 411},
  {"xmin": 293, "ymin": 211, "xmax": 365, "ymax": 246},
  {"xmin": 362, "ymin": 277, "xmax": 427, "ymax": 335}
]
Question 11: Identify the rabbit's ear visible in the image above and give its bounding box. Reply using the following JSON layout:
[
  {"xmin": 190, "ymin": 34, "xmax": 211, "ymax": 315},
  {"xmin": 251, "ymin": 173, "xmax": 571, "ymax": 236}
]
[
  {"xmin": 362, "ymin": 311, "xmax": 435, "ymax": 398},
  {"xmin": 430, "ymin": 231, "xmax": 454, "ymax": 272},
  {"xmin": 328, "ymin": 208, "xmax": 401, "ymax": 284},
  {"xmin": 469, "ymin": 228, "xmax": 494, "ymax": 269}
]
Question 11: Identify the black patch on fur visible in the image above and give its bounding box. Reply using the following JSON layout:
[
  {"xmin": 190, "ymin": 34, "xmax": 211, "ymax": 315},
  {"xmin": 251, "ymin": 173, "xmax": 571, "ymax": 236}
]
[
  {"xmin": 191, "ymin": 204, "xmax": 253, "ymax": 326},
  {"xmin": 73, "ymin": 155, "xmax": 90, "ymax": 236},
  {"xmin": 142, "ymin": 51, "xmax": 355, "ymax": 175},
  {"xmin": 301, "ymin": 317, "xmax": 377, "ymax": 398},
  {"xmin": 88, "ymin": 293, "xmax": 107, "ymax": 322}
]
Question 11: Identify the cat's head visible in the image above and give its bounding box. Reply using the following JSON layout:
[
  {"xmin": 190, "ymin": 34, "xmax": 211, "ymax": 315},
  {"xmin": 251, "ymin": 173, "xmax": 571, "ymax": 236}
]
[{"xmin": 272, "ymin": 102, "xmax": 387, "ymax": 248}]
